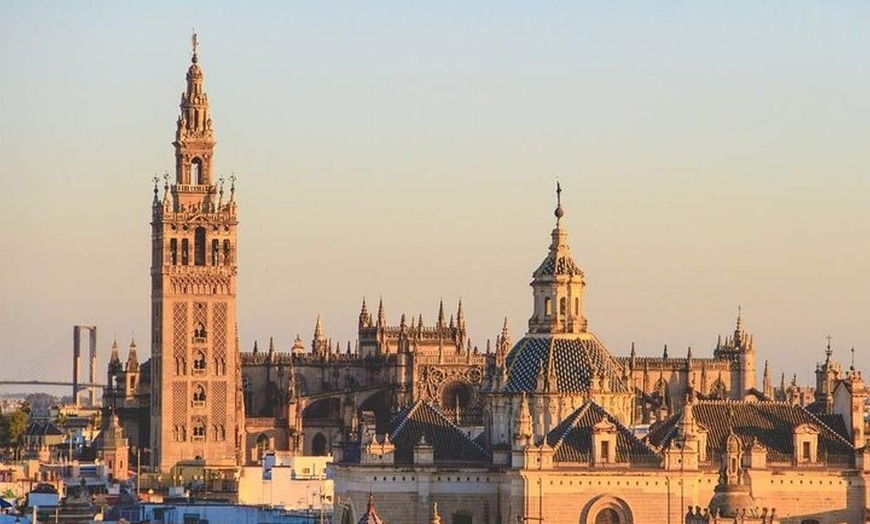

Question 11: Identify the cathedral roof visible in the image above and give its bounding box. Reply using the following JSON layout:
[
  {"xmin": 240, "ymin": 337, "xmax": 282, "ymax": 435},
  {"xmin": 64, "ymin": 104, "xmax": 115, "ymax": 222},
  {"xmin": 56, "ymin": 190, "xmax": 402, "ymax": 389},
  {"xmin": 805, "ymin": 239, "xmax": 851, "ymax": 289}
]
[
  {"xmin": 646, "ymin": 401, "xmax": 854, "ymax": 463},
  {"xmin": 546, "ymin": 401, "xmax": 661, "ymax": 465},
  {"xmin": 389, "ymin": 400, "xmax": 490, "ymax": 464},
  {"xmin": 504, "ymin": 334, "xmax": 628, "ymax": 394}
]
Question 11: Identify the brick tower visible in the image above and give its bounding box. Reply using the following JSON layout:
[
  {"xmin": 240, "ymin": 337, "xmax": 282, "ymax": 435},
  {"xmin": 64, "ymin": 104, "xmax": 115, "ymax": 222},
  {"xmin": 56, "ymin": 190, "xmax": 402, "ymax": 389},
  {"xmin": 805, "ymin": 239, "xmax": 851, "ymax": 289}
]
[{"xmin": 150, "ymin": 34, "xmax": 241, "ymax": 472}]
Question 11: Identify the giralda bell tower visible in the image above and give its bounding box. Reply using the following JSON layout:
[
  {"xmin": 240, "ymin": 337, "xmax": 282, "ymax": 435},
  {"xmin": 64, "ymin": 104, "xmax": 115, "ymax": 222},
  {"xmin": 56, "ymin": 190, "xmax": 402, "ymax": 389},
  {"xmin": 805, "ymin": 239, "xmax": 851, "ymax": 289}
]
[{"xmin": 150, "ymin": 34, "xmax": 241, "ymax": 472}]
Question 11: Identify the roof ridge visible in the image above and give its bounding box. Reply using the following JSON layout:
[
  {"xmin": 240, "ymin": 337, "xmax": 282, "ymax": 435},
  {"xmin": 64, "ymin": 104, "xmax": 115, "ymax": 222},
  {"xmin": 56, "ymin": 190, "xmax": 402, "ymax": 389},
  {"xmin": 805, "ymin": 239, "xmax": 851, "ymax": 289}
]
[
  {"xmin": 550, "ymin": 401, "xmax": 591, "ymax": 452},
  {"xmin": 588, "ymin": 401, "xmax": 660, "ymax": 456},
  {"xmin": 798, "ymin": 406, "xmax": 855, "ymax": 450},
  {"xmin": 389, "ymin": 400, "xmax": 422, "ymax": 440},
  {"xmin": 423, "ymin": 400, "xmax": 491, "ymax": 458}
]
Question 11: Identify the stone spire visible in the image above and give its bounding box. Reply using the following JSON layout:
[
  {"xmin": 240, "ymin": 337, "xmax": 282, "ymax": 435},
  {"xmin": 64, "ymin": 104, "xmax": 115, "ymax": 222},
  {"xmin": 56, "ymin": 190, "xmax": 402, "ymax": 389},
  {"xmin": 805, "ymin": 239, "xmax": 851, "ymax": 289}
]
[
  {"xmin": 125, "ymin": 337, "xmax": 139, "ymax": 372},
  {"xmin": 377, "ymin": 297, "xmax": 386, "ymax": 329},
  {"xmin": 357, "ymin": 494, "xmax": 385, "ymax": 524},
  {"xmin": 109, "ymin": 338, "xmax": 121, "ymax": 365},
  {"xmin": 312, "ymin": 315, "xmax": 329, "ymax": 356},
  {"xmin": 456, "ymin": 299, "xmax": 466, "ymax": 330},
  {"xmin": 437, "ymin": 299, "xmax": 445, "ymax": 330},
  {"xmin": 358, "ymin": 297, "xmax": 371, "ymax": 329},
  {"xmin": 514, "ymin": 393, "xmax": 533, "ymax": 447},
  {"xmin": 528, "ymin": 182, "xmax": 587, "ymax": 335},
  {"xmin": 762, "ymin": 359, "xmax": 772, "ymax": 398}
]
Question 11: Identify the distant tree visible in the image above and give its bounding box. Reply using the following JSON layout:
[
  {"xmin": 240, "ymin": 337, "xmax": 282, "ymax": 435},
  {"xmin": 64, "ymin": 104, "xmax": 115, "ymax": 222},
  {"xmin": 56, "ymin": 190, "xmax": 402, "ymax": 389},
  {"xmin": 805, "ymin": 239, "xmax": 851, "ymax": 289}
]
[{"xmin": 0, "ymin": 410, "xmax": 28, "ymax": 447}]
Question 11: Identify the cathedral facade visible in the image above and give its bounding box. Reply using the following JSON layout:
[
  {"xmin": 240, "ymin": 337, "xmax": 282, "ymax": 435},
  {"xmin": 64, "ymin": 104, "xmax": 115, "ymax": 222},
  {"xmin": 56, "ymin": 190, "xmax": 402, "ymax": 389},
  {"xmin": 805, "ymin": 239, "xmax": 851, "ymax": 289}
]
[
  {"xmin": 104, "ymin": 38, "xmax": 870, "ymax": 524},
  {"xmin": 329, "ymin": 190, "xmax": 870, "ymax": 524}
]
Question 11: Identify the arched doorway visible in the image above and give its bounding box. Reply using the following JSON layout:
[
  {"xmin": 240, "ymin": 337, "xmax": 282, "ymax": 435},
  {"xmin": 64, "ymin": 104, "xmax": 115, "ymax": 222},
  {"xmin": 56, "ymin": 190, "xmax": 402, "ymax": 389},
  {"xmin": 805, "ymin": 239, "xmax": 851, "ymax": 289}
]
[
  {"xmin": 312, "ymin": 433, "xmax": 328, "ymax": 456},
  {"xmin": 581, "ymin": 495, "xmax": 633, "ymax": 524}
]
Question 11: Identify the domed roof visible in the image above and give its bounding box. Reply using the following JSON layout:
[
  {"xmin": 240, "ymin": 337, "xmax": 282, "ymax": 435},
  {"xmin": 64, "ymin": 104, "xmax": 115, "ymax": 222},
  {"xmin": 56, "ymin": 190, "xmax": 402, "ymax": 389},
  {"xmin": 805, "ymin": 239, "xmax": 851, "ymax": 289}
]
[
  {"xmin": 709, "ymin": 484, "xmax": 758, "ymax": 518},
  {"xmin": 532, "ymin": 227, "xmax": 584, "ymax": 279},
  {"xmin": 504, "ymin": 334, "xmax": 628, "ymax": 394}
]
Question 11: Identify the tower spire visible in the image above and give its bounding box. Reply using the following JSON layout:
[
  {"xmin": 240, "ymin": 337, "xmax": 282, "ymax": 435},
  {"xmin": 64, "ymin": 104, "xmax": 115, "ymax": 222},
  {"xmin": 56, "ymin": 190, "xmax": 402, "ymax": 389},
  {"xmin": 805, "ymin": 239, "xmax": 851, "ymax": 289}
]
[{"xmin": 529, "ymin": 182, "xmax": 586, "ymax": 335}]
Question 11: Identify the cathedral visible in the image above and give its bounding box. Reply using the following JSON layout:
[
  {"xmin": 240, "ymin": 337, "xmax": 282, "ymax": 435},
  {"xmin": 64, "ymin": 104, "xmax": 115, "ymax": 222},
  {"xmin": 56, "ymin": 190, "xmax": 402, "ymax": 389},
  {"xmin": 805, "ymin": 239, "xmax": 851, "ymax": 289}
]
[{"xmin": 103, "ymin": 37, "xmax": 870, "ymax": 524}]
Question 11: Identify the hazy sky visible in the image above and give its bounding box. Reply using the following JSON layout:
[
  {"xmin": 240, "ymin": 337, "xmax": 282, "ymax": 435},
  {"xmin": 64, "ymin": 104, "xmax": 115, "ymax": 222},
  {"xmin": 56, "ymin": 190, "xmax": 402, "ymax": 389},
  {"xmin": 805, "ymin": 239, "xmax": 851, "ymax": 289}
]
[{"xmin": 1, "ymin": 2, "xmax": 868, "ymax": 392}]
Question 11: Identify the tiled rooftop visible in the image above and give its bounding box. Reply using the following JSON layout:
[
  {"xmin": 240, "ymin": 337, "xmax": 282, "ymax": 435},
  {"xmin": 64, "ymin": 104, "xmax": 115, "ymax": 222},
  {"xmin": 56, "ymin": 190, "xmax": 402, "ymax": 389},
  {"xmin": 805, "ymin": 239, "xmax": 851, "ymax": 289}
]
[
  {"xmin": 504, "ymin": 335, "xmax": 628, "ymax": 394},
  {"xmin": 547, "ymin": 401, "xmax": 661, "ymax": 466},
  {"xmin": 646, "ymin": 401, "xmax": 854, "ymax": 464},
  {"xmin": 389, "ymin": 400, "xmax": 490, "ymax": 465}
]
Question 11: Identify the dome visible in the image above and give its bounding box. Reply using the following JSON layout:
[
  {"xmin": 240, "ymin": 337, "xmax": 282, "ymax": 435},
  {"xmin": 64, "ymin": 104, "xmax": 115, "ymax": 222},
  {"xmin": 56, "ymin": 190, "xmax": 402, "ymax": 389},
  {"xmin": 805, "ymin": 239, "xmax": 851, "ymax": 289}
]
[
  {"xmin": 709, "ymin": 484, "xmax": 758, "ymax": 518},
  {"xmin": 504, "ymin": 333, "xmax": 628, "ymax": 394},
  {"xmin": 532, "ymin": 228, "xmax": 584, "ymax": 279}
]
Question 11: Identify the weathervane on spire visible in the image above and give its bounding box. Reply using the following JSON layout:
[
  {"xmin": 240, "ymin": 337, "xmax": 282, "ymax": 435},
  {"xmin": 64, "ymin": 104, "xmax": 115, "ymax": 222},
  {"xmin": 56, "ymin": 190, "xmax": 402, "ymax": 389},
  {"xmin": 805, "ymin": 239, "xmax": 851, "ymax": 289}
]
[
  {"xmin": 554, "ymin": 179, "xmax": 564, "ymax": 224},
  {"xmin": 191, "ymin": 30, "xmax": 199, "ymax": 62}
]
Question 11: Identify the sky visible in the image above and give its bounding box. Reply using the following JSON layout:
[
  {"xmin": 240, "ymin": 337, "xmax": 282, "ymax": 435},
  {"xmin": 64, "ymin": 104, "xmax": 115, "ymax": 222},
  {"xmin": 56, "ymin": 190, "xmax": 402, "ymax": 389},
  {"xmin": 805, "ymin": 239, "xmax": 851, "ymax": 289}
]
[{"xmin": 1, "ymin": 2, "xmax": 868, "ymax": 392}]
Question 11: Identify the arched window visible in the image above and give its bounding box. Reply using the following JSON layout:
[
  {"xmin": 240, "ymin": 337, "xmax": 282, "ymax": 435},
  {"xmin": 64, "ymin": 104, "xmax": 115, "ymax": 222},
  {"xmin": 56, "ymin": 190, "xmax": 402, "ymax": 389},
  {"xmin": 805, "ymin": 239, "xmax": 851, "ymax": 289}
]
[
  {"xmin": 211, "ymin": 239, "xmax": 219, "ymax": 265},
  {"xmin": 194, "ymin": 227, "xmax": 206, "ymax": 266},
  {"xmin": 193, "ymin": 384, "xmax": 206, "ymax": 403},
  {"xmin": 169, "ymin": 239, "xmax": 178, "ymax": 265},
  {"xmin": 191, "ymin": 158, "xmax": 203, "ymax": 184},
  {"xmin": 181, "ymin": 239, "xmax": 189, "ymax": 265},
  {"xmin": 192, "ymin": 419, "xmax": 206, "ymax": 441},
  {"xmin": 574, "ymin": 297, "xmax": 579, "ymax": 315},
  {"xmin": 193, "ymin": 351, "xmax": 206, "ymax": 373},
  {"xmin": 559, "ymin": 297, "xmax": 567, "ymax": 316},
  {"xmin": 594, "ymin": 508, "xmax": 621, "ymax": 524},
  {"xmin": 544, "ymin": 297, "xmax": 552, "ymax": 316},
  {"xmin": 312, "ymin": 433, "xmax": 328, "ymax": 456},
  {"xmin": 223, "ymin": 240, "xmax": 232, "ymax": 266}
]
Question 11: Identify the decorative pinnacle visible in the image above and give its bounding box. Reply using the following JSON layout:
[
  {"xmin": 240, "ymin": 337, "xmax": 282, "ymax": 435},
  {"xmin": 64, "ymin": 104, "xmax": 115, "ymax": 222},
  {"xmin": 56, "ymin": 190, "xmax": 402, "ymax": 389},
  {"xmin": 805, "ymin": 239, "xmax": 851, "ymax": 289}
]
[
  {"xmin": 554, "ymin": 180, "xmax": 564, "ymax": 223},
  {"xmin": 191, "ymin": 30, "xmax": 199, "ymax": 63},
  {"xmin": 825, "ymin": 334, "xmax": 833, "ymax": 359}
]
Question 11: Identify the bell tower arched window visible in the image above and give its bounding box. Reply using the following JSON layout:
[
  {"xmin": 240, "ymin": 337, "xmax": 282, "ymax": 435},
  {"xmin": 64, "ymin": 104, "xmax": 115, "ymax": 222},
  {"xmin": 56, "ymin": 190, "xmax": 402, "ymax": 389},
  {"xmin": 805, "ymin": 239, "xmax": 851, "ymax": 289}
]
[
  {"xmin": 194, "ymin": 227, "xmax": 206, "ymax": 266},
  {"xmin": 169, "ymin": 239, "xmax": 178, "ymax": 265},
  {"xmin": 544, "ymin": 297, "xmax": 552, "ymax": 316},
  {"xmin": 211, "ymin": 239, "xmax": 219, "ymax": 265},
  {"xmin": 181, "ymin": 239, "xmax": 189, "ymax": 265},
  {"xmin": 192, "ymin": 158, "xmax": 203, "ymax": 184}
]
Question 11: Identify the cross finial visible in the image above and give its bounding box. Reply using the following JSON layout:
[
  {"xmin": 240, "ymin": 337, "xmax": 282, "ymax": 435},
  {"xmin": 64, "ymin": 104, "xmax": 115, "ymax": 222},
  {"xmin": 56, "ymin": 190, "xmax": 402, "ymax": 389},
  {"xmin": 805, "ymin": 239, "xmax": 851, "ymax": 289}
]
[
  {"xmin": 825, "ymin": 334, "xmax": 833, "ymax": 358},
  {"xmin": 163, "ymin": 171, "xmax": 170, "ymax": 190},
  {"xmin": 851, "ymin": 346, "xmax": 856, "ymax": 371},
  {"xmin": 554, "ymin": 180, "xmax": 564, "ymax": 223}
]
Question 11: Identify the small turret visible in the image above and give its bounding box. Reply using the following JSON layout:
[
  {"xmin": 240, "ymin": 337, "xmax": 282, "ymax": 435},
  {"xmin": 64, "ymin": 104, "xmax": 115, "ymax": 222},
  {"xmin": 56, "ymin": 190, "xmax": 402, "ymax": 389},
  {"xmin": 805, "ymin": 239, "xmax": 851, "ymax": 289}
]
[{"xmin": 125, "ymin": 338, "xmax": 139, "ymax": 372}]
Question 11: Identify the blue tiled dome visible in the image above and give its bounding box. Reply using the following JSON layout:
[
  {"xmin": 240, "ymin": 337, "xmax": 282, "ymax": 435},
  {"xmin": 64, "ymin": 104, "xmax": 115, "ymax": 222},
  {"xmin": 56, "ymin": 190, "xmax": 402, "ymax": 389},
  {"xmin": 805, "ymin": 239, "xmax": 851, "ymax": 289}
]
[{"xmin": 504, "ymin": 334, "xmax": 628, "ymax": 394}]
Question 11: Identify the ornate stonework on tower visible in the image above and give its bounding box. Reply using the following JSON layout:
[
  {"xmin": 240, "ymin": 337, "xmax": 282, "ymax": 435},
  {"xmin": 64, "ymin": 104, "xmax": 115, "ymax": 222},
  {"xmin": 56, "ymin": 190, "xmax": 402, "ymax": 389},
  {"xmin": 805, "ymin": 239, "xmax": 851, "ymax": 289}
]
[{"xmin": 150, "ymin": 34, "xmax": 241, "ymax": 472}]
